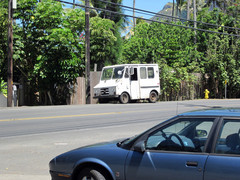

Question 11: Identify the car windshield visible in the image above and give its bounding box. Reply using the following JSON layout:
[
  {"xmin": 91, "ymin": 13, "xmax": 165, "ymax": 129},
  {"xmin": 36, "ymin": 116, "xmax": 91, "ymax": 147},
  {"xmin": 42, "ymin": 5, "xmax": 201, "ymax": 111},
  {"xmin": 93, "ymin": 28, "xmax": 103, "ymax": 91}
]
[{"xmin": 101, "ymin": 66, "xmax": 124, "ymax": 80}]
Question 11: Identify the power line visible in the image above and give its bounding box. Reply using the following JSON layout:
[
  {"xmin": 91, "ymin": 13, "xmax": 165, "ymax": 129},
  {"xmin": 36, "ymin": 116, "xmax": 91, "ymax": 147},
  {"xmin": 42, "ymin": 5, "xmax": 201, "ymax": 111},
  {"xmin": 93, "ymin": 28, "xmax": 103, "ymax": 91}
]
[
  {"xmin": 61, "ymin": 0, "xmax": 239, "ymax": 34},
  {"xmin": 57, "ymin": 0, "xmax": 240, "ymax": 37},
  {"xmin": 91, "ymin": 0, "xmax": 155, "ymax": 19},
  {"xmin": 96, "ymin": 0, "xmax": 240, "ymax": 33}
]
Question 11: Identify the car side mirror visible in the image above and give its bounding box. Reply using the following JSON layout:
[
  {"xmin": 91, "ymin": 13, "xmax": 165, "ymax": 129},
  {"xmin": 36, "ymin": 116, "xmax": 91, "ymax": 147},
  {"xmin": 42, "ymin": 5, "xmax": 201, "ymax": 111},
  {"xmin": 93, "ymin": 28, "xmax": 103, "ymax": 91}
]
[
  {"xmin": 133, "ymin": 141, "xmax": 145, "ymax": 153},
  {"xmin": 196, "ymin": 129, "xmax": 207, "ymax": 137}
]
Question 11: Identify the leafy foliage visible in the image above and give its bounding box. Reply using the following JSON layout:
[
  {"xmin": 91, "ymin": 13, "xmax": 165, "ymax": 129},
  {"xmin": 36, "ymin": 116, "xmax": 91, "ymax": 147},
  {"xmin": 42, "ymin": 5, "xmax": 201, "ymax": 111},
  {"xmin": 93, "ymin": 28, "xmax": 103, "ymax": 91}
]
[
  {"xmin": 0, "ymin": 79, "xmax": 7, "ymax": 96},
  {"xmin": 90, "ymin": 0, "xmax": 126, "ymax": 69},
  {"xmin": 0, "ymin": 0, "xmax": 8, "ymax": 80},
  {"xmin": 90, "ymin": 16, "xmax": 117, "ymax": 70},
  {"xmin": 121, "ymin": 3, "xmax": 240, "ymax": 100},
  {"xmin": 0, "ymin": 0, "xmax": 240, "ymax": 105},
  {"xmin": 197, "ymin": 6, "xmax": 240, "ymax": 98},
  {"xmin": 122, "ymin": 21, "xmax": 201, "ymax": 100},
  {"xmin": 13, "ymin": 0, "xmax": 85, "ymax": 105}
]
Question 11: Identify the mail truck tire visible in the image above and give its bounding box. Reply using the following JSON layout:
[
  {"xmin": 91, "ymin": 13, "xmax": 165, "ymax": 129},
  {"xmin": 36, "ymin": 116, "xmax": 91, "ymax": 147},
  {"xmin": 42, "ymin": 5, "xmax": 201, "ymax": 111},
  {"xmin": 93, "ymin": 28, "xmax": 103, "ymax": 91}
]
[
  {"xmin": 149, "ymin": 91, "xmax": 158, "ymax": 103},
  {"xmin": 119, "ymin": 92, "xmax": 129, "ymax": 104}
]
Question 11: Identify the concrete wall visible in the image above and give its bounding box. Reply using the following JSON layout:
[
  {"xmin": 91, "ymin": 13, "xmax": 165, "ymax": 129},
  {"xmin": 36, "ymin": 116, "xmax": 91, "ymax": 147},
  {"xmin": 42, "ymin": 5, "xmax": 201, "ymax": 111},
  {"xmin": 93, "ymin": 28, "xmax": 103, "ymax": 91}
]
[
  {"xmin": 0, "ymin": 93, "xmax": 7, "ymax": 107},
  {"xmin": 90, "ymin": 71, "xmax": 101, "ymax": 104}
]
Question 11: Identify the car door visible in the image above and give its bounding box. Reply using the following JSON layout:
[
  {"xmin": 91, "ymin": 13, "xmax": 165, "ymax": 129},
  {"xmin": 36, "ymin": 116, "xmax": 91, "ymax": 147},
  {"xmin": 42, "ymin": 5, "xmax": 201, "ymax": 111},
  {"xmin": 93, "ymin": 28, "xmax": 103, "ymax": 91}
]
[
  {"xmin": 130, "ymin": 67, "xmax": 140, "ymax": 99},
  {"xmin": 125, "ymin": 117, "xmax": 215, "ymax": 180},
  {"xmin": 204, "ymin": 118, "xmax": 240, "ymax": 180}
]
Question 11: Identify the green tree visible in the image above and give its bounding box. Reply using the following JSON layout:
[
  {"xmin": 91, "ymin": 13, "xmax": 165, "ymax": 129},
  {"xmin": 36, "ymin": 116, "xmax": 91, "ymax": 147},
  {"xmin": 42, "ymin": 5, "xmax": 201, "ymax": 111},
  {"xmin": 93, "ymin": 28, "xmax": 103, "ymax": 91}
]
[
  {"xmin": 201, "ymin": 33, "xmax": 240, "ymax": 98},
  {"xmin": 91, "ymin": 0, "xmax": 124, "ymax": 24},
  {"xmin": 33, "ymin": 3, "xmax": 85, "ymax": 104},
  {"xmin": 14, "ymin": 0, "xmax": 85, "ymax": 105},
  {"xmin": 197, "ymin": 6, "xmax": 240, "ymax": 98},
  {"xmin": 122, "ymin": 21, "xmax": 201, "ymax": 100},
  {"xmin": 90, "ymin": 16, "xmax": 117, "ymax": 70},
  {"xmin": 176, "ymin": 0, "xmax": 185, "ymax": 17},
  {"xmin": 0, "ymin": 0, "xmax": 8, "ymax": 80},
  {"xmin": 0, "ymin": 79, "xmax": 7, "ymax": 96},
  {"xmin": 122, "ymin": 22, "xmax": 151, "ymax": 64},
  {"xmin": 90, "ymin": 0, "xmax": 126, "ymax": 66}
]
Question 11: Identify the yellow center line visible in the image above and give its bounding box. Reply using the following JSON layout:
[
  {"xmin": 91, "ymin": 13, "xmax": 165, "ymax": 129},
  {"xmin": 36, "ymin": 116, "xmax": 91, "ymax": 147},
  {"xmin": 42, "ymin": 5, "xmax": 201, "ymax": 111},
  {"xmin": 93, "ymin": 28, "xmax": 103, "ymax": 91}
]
[
  {"xmin": 0, "ymin": 109, "xmax": 161, "ymax": 122},
  {"xmin": 0, "ymin": 112, "xmax": 121, "ymax": 122}
]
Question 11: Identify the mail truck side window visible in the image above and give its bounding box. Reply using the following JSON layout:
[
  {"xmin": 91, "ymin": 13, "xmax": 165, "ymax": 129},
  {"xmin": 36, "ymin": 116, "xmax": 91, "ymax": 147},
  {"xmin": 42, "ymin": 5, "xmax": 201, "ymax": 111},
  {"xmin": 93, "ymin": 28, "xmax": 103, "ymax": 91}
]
[
  {"xmin": 140, "ymin": 67, "xmax": 147, "ymax": 79},
  {"xmin": 148, "ymin": 67, "xmax": 154, "ymax": 79}
]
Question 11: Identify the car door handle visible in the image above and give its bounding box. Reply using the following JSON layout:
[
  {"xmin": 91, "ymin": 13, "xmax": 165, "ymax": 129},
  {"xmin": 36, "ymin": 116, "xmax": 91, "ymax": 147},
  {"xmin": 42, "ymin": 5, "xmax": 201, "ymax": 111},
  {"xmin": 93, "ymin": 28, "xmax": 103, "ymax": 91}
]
[{"xmin": 186, "ymin": 161, "xmax": 198, "ymax": 167}]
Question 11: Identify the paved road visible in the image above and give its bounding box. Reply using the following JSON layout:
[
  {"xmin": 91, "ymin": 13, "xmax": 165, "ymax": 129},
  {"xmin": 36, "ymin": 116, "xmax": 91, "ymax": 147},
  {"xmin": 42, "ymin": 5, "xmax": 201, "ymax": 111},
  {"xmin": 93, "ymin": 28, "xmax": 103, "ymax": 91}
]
[{"xmin": 0, "ymin": 99, "xmax": 239, "ymax": 180}]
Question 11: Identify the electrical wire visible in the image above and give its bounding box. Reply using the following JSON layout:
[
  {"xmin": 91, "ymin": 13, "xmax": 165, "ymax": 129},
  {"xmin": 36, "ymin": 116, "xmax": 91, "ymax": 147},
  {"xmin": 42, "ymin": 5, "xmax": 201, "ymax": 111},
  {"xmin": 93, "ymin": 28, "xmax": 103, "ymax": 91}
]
[
  {"xmin": 57, "ymin": 0, "xmax": 240, "ymax": 37},
  {"xmin": 96, "ymin": 0, "xmax": 240, "ymax": 32},
  {"xmin": 61, "ymin": 0, "xmax": 240, "ymax": 33},
  {"xmin": 89, "ymin": 0, "xmax": 156, "ymax": 19}
]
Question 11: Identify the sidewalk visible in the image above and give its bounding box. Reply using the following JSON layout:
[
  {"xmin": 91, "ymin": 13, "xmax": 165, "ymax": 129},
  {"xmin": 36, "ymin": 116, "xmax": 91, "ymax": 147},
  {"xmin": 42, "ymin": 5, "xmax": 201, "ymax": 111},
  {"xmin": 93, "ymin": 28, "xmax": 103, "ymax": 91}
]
[{"xmin": 0, "ymin": 174, "xmax": 50, "ymax": 180}]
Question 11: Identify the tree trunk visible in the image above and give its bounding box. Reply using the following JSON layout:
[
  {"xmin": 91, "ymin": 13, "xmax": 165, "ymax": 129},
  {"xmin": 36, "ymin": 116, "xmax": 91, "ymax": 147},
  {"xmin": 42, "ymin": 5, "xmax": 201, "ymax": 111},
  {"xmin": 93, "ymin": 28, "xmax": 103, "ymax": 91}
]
[
  {"xmin": 187, "ymin": 0, "xmax": 190, "ymax": 20},
  {"xmin": 193, "ymin": 0, "xmax": 197, "ymax": 45},
  {"xmin": 176, "ymin": 2, "xmax": 179, "ymax": 17},
  {"xmin": 172, "ymin": 0, "xmax": 175, "ymax": 21}
]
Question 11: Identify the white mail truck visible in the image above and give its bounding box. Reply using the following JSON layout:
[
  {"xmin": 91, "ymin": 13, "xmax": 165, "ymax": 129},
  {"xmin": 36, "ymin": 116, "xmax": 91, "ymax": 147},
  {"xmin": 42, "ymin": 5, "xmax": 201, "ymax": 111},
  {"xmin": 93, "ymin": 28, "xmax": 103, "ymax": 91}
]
[{"xmin": 93, "ymin": 64, "xmax": 160, "ymax": 104}]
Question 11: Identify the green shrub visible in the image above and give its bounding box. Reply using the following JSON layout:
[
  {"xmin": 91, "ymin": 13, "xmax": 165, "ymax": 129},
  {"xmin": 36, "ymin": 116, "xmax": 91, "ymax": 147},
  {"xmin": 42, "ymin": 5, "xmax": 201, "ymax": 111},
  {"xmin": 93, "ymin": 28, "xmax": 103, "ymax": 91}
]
[{"xmin": 0, "ymin": 79, "xmax": 7, "ymax": 96}]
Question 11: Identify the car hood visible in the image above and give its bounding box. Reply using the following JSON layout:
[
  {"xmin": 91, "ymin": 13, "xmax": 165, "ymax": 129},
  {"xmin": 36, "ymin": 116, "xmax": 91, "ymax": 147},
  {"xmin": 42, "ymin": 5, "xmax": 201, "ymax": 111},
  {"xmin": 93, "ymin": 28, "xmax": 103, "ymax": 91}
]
[
  {"xmin": 94, "ymin": 79, "xmax": 123, "ymax": 89},
  {"xmin": 49, "ymin": 139, "xmax": 130, "ymax": 174}
]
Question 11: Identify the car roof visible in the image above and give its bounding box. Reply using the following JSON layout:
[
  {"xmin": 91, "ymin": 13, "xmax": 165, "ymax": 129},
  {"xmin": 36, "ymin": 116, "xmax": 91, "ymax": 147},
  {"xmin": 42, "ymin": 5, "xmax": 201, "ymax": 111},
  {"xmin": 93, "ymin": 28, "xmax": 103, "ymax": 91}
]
[{"xmin": 179, "ymin": 108, "xmax": 240, "ymax": 117}]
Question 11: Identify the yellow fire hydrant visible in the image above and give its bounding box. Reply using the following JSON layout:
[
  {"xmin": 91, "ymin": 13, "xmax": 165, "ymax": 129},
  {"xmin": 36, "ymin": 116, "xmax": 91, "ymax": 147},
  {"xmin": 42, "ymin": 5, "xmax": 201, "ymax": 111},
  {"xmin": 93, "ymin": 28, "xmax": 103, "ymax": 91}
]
[{"xmin": 204, "ymin": 89, "xmax": 210, "ymax": 99}]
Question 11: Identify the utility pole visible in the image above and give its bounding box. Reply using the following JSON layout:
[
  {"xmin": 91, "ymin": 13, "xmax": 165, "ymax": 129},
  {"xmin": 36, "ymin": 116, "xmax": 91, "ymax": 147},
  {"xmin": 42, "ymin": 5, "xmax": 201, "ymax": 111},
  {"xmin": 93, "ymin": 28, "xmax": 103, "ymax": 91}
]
[
  {"xmin": 73, "ymin": 0, "xmax": 75, "ymax": 9},
  {"xmin": 7, "ymin": 0, "xmax": 13, "ymax": 107},
  {"xmin": 193, "ymin": 0, "xmax": 197, "ymax": 45},
  {"xmin": 187, "ymin": 0, "xmax": 190, "ymax": 21},
  {"xmin": 172, "ymin": 0, "xmax": 175, "ymax": 21},
  {"xmin": 133, "ymin": 0, "xmax": 136, "ymax": 30},
  {"xmin": 225, "ymin": 80, "xmax": 227, "ymax": 99},
  {"xmin": 85, "ymin": 0, "xmax": 91, "ymax": 104}
]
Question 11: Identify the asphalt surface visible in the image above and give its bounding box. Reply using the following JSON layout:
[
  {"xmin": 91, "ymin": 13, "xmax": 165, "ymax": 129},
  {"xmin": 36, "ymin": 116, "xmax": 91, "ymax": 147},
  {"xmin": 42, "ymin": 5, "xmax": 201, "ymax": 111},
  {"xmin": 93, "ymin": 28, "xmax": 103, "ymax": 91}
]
[{"xmin": 0, "ymin": 99, "xmax": 240, "ymax": 180}]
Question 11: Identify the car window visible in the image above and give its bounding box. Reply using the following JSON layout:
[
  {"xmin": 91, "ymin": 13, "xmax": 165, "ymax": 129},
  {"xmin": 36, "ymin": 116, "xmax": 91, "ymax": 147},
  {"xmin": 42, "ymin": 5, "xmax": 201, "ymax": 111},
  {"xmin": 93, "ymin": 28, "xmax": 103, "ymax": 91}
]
[
  {"xmin": 215, "ymin": 119, "xmax": 240, "ymax": 155},
  {"xmin": 146, "ymin": 118, "xmax": 214, "ymax": 152}
]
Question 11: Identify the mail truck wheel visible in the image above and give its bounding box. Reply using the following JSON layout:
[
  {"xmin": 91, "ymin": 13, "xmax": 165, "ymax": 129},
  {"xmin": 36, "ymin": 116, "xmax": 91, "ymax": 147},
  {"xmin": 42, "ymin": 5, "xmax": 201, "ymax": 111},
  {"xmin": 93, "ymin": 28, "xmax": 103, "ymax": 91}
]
[
  {"xmin": 119, "ymin": 92, "xmax": 129, "ymax": 104},
  {"xmin": 149, "ymin": 91, "xmax": 158, "ymax": 103}
]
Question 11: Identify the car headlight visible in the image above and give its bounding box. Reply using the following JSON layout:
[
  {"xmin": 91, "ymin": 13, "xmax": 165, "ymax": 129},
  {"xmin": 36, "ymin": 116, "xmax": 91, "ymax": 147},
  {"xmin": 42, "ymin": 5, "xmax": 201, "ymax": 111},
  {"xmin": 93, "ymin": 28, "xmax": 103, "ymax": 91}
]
[{"xmin": 94, "ymin": 88, "xmax": 100, "ymax": 96}]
